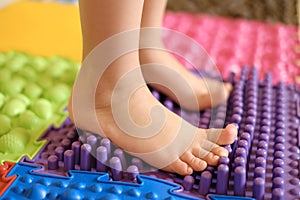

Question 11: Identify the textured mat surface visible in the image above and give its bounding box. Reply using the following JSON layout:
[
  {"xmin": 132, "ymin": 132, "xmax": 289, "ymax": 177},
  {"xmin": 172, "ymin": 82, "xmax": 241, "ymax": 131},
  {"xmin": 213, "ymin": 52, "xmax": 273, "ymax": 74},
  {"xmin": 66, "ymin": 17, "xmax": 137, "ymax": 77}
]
[
  {"xmin": 162, "ymin": 12, "xmax": 299, "ymax": 85},
  {"xmin": 167, "ymin": 0, "xmax": 298, "ymax": 25},
  {"xmin": 11, "ymin": 67, "xmax": 300, "ymax": 200},
  {"xmin": 0, "ymin": 51, "xmax": 79, "ymax": 163}
]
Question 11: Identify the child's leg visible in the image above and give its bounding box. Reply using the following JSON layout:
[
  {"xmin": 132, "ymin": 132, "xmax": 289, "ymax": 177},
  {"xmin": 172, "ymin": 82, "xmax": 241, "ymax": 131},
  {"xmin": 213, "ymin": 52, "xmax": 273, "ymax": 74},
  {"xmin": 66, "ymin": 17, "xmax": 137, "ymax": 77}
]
[
  {"xmin": 69, "ymin": 0, "xmax": 237, "ymax": 175},
  {"xmin": 140, "ymin": 0, "xmax": 232, "ymax": 111}
]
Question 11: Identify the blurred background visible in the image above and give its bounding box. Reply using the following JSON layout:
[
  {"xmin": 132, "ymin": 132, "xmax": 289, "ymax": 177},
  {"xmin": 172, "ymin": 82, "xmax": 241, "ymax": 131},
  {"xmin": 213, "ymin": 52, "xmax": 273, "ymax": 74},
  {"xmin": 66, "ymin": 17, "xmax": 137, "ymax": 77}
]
[{"xmin": 167, "ymin": 0, "xmax": 297, "ymax": 25}]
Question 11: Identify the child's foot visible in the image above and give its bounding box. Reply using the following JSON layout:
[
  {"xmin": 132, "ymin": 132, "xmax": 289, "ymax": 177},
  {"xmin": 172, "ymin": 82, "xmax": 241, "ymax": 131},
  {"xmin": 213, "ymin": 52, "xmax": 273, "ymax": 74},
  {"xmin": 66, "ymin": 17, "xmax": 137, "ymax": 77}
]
[
  {"xmin": 69, "ymin": 53, "xmax": 237, "ymax": 175},
  {"xmin": 140, "ymin": 49, "xmax": 232, "ymax": 111}
]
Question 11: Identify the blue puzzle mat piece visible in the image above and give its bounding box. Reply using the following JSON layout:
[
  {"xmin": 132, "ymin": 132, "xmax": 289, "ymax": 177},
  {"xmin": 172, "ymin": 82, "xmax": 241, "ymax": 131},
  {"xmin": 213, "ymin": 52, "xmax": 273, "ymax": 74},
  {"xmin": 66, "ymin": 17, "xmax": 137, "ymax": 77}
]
[
  {"xmin": 1, "ymin": 162, "xmax": 202, "ymax": 200},
  {"xmin": 206, "ymin": 194, "xmax": 254, "ymax": 200}
]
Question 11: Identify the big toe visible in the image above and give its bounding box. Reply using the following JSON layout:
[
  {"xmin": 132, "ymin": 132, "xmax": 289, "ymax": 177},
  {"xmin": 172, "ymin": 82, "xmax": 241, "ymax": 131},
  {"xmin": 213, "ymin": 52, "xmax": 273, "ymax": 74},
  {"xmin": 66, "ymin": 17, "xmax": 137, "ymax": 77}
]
[{"xmin": 206, "ymin": 124, "xmax": 238, "ymax": 145}]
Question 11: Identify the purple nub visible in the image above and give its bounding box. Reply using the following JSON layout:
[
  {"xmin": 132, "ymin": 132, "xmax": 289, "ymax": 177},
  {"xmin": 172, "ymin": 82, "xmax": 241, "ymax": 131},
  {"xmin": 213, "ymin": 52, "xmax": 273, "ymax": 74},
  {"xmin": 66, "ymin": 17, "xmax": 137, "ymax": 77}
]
[
  {"xmin": 71, "ymin": 141, "xmax": 81, "ymax": 165},
  {"xmin": 272, "ymin": 188, "xmax": 284, "ymax": 200},
  {"xmin": 275, "ymin": 129, "xmax": 285, "ymax": 136},
  {"xmin": 64, "ymin": 150, "xmax": 75, "ymax": 172},
  {"xmin": 238, "ymin": 140, "xmax": 249, "ymax": 150},
  {"xmin": 96, "ymin": 146, "xmax": 107, "ymax": 172},
  {"xmin": 245, "ymin": 116, "xmax": 255, "ymax": 125},
  {"xmin": 260, "ymin": 126, "xmax": 270, "ymax": 134},
  {"xmin": 48, "ymin": 155, "xmax": 58, "ymax": 170},
  {"xmin": 114, "ymin": 148, "xmax": 127, "ymax": 169},
  {"xmin": 273, "ymin": 167, "xmax": 284, "ymax": 178},
  {"xmin": 100, "ymin": 138, "xmax": 111, "ymax": 156},
  {"xmin": 235, "ymin": 148, "xmax": 247, "ymax": 159},
  {"xmin": 256, "ymin": 148, "xmax": 267, "ymax": 158},
  {"xmin": 273, "ymin": 159, "xmax": 284, "ymax": 168},
  {"xmin": 290, "ymin": 178, "xmax": 300, "ymax": 186},
  {"xmin": 131, "ymin": 158, "xmax": 143, "ymax": 171},
  {"xmin": 127, "ymin": 165, "xmax": 139, "ymax": 180},
  {"xmin": 258, "ymin": 133, "xmax": 269, "ymax": 142},
  {"xmin": 232, "ymin": 114, "xmax": 242, "ymax": 123},
  {"xmin": 61, "ymin": 138, "xmax": 71, "ymax": 150},
  {"xmin": 290, "ymin": 188, "xmax": 300, "ymax": 197},
  {"xmin": 289, "ymin": 146, "xmax": 300, "ymax": 153},
  {"xmin": 255, "ymin": 157, "xmax": 266, "ymax": 168},
  {"xmin": 87, "ymin": 135, "xmax": 98, "ymax": 148},
  {"xmin": 253, "ymin": 177, "xmax": 265, "ymax": 200},
  {"xmin": 183, "ymin": 175, "xmax": 195, "ymax": 191},
  {"xmin": 80, "ymin": 144, "xmax": 92, "ymax": 171},
  {"xmin": 275, "ymin": 136, "xmax": 285, "ymax": 144},
  {"xmin": 244, "ymin": 124, "xmax": 255, "ymax": 134},
  {"xmin": 110, "ymin": 157, "xmax": 122, "ymax": 171},
  {"xmin": 274, "ymin": 143, "xmax": 285, "ymax": 151},
  {"xmin": 254, "ymin": 167, "xmax": 266, "ymax": 178},
  {"xmin": 110, "ymin": 157, "xmax": 123, "ymax": 181},
  {"xmin": 198, "ymin": 171, "xmax": 212, "ymax": 196},
  {"xmin": 234, "ymin": 166, "xmax": 246, "ymax": 196},
  {"xmin": 55, "ymin": 146, "xmax": 64, "ymax": 161},
  {"xmin": 218, "ymin": 156, "xmax": 230, "ymax": 165},
  {"xmin": 272, "ymin": 177, "xmax": 284, "ymax": 189},
  {"xmin": 217, "ymin": 164, "xmax": 229, "ymax": 194},
  {"xmin": 257, "ymin": 141, "xmax": 268, "ymax": 150}
]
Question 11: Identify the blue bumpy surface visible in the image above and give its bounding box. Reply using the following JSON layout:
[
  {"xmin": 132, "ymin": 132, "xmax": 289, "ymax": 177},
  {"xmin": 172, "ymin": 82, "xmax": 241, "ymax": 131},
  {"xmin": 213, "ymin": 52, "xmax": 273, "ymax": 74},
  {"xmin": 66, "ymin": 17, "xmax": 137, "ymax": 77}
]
[{"xmin": 1, "ymin": 162, "xmax": 201, "ymax": 200}]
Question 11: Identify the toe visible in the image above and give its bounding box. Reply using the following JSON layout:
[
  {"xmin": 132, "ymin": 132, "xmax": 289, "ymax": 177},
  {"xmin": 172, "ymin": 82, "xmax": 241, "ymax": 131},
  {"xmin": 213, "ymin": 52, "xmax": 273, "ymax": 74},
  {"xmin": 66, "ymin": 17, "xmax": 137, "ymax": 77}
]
[
  {"xmin": 211, "ymin": 146, "xmax": 228, "ymax": 157},
  {"xmin": 206, "ymin": 124, "xmax": 237, "ymax": 145},
  {"xmin": 193, "ymin": 147, "xmax": 220, "ymax": 166},
  {"xmin": 162, "ymin": 159, "xmax": 193, "ymax": 176},
  {"xmin": 181, "ymin": 152, "xmax": 207, "ymax": 172},
  {"xmin": 201, "ymin": 151, "xmax": 220, "ymax": 166}
]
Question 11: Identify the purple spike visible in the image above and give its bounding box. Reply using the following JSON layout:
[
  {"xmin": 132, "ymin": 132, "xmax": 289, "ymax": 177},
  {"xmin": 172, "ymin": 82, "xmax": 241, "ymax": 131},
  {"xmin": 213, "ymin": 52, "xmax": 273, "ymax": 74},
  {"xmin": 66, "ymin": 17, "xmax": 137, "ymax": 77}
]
[
  {"xmin": 114, "ymin": 148, "xmax": 127, "ymax": 169},
  {"xmin": 48, "ymin": 155, "xmax": 58, "ymax": 170},
  {"xmin": 55, "ymin": 146, "xmax": 64, "ymax": 161},
  {"xmin": 96, "ymin": 146, "xmax": 107, "ymax": 172},
  {"xmin": 217, "ymin": 164, "xmax": 229, "ymax": 194},
  {"xmin": 234, "ymin": 156, "xmax": 246, "ymax": 168},
  {"xmin": 64, "ymin": 150, "xmax": 74, "ymax": 172},
  {"xmin": 183, "ymin": 176, "xmax": 194, "ymax": 191},
  {"xmin": 71, "ymin": 141, "xmax": 81, "ymax": 165},
  {"xmin": 80, "ymin": 144, "xmax": 91, "ymax": 170},
  {"xmin": 87, "ymin": 135, "xmax": 98, "ymax": 168},
  {"xmin": 272, "ymin": 188, "xmax": 284, "ymax": 200},
  {"xmin": 234, "ymin": 166, "xmax": 246, "ymax": 196},
  {"xmin": 127, "ymin": 165, "xmax": 139, "ymax": 181},
  {"xmin": 254, "ymin": 167, "xmax": 266, "ymax": 179},
  {"xmin": 131, "ymin": 158, "xmax": 144, "ymax": 171},
  {"xmin": 61, "ymin": 138, "xmax": 71, "ymax": 150},
  {"xmin": 198, "ymin": 171, "xmax": 212, "ymax": 196},
  {"xmin": 272, "ymin": 177, "xmax": 284, "ymax": 189},
  {"xmin": 110, "ymin": 157, "xmax": 123, "ymax": 181},
  {"xmin": 101, "ymin": 138, "xmax": 112, "ymax": 157}
]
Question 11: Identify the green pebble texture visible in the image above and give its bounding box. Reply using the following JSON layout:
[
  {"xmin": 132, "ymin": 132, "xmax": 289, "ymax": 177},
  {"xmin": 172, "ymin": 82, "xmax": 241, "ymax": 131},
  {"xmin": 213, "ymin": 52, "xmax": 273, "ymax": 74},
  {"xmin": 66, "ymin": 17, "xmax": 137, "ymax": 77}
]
[{"xmin": 0, "ymin": 51, "xmax": 79, "ymax": 163}]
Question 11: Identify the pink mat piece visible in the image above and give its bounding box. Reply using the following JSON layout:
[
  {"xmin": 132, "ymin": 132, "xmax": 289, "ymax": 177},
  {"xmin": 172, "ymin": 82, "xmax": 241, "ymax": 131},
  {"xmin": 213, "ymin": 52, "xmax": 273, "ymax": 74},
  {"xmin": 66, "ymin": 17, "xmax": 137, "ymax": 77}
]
[{"xmin": 162, "ymin": 12, "xmax": 299, "ymax": 85}]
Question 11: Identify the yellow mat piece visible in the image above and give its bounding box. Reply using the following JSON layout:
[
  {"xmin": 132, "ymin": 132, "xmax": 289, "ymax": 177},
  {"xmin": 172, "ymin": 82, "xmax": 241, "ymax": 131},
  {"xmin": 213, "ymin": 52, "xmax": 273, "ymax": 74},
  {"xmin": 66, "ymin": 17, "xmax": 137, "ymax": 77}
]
[{"xmin": 0, "ymin": 1, "xmax": 82, "ymax": 61}]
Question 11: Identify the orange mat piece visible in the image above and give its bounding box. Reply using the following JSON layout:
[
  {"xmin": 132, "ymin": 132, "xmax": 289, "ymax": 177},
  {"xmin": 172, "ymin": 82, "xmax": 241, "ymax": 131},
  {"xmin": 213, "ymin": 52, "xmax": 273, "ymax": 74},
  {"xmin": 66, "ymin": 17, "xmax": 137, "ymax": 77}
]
[{"xmin": 0, "ymin": 1, "xmax": 82, "ymax": 61}]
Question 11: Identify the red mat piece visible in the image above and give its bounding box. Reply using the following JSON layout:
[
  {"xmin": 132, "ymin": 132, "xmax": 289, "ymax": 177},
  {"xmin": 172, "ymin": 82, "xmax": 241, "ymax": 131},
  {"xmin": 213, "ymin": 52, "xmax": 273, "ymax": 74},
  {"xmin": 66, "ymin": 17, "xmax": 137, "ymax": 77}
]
[{"xmin": 0, "ymin": 162, "xmax": 16, "ymax": 197}]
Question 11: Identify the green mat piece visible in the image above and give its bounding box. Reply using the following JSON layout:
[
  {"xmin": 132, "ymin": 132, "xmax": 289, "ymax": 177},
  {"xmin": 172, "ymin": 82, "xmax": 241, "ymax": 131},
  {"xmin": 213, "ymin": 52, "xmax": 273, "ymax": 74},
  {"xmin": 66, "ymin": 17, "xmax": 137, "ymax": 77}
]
[{"xmin": 0, "ymin": 51, "xmax": 80, "ymax": 164}]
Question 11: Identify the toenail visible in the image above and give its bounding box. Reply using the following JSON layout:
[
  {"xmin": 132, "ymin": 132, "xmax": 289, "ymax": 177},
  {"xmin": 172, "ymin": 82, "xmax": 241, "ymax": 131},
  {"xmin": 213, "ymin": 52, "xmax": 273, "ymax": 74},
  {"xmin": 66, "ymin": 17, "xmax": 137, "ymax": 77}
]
[{"xmin": 213, "ymin": 155, "xmax": 219, "ymax": 160}]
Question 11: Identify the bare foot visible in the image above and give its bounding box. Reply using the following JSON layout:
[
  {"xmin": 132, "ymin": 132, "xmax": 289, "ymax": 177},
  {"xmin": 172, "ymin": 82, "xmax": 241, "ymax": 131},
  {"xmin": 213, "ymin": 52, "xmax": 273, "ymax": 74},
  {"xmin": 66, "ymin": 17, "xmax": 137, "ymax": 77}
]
[
  {"xmin": 140, "ymin": 49, "xmax": 232, "ymax": 111},
  {"xmin": 69, "ymin": 54, "xmax": 237, "ymax": 175}
]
